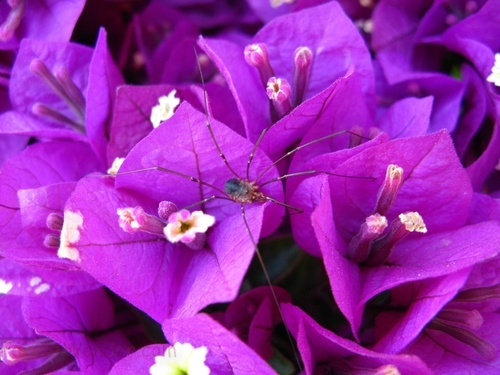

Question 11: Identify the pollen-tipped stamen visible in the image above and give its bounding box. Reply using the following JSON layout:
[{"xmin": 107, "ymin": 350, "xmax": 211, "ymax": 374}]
[
  {"xmin": 366, "ymin": 212, "xmax": 426, "ymax": 265},
  {"xmin": 347, "ymin": 213, "xmax": 388, "ymax": 263},
  {"xmin": 292, "ymin": 46, "xmax": 313, "ymax": 106}
]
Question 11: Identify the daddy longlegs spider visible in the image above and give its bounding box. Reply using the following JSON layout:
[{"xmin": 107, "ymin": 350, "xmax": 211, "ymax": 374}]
[{"xmin": 115, "ymin": 54, "xmax": 372, "ymax": 374}]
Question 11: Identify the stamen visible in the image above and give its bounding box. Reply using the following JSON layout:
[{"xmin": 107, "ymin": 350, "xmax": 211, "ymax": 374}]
[
  {"xmin": 269, "ymin": 0, "xmax": 295, "ymax": 7},
  {"xmin": 54, "ymin": 66, "xmax": 86, "ymax": 120},
  {"xmin": 46, "ymin": 213, "xmax": 64, "ymax": 231},
  {"xmin": 150, "ymin": 91, "xmax": 181, "ymax": 128},
  {"xmin": 486, "ymin": 53, "xmax": 500, "ymax": 87},
  {"xmin": 375, "ymin": 365, "xmax": 401, "ymax": 375},
  {"xmin": 427, "ymin": 319, "xmax": 496, "ymax": 360},
  {"xmin": 164, "ymin": 209, "xmax": 215, "ymax": 245},
  {"xmin": 0, "ymin": 339, "xmax": 64, "ymax": 365},
  {"xmin": 29, "ymin": 58, "xmax": 86, "ymax": 130},
  {"xmin": 373, "ymin": 165, "xmax": 404, "ymax": 216},
  {"xmin": 399, "ymin": 212, "xmax": 427, "ymax": 233},
  {"xmin": 32, "ymin": 103, "xmax": 85, "ymax": 134},
  {"xmin": 454, "ymin": 284, "xmax": 500, "ymax": 302},
  {"xmin": 266, "ymin": 77, "xmax": 292, "ymax": 117},
  {"xmin": 0, "ymin": 0, "xmax": 25, "ymax": 42},
  {"xmin": 117, "ymin": 207, "xmax": 165, "ymax": 236},
  {"xmin": 465, "ymin": 1, "xmax": 478, "ymax": 14},
  {"xmin": 359, "ymin": 0, "xmax": 374, "ymax": 7},
  {"xmin": 244, "ymin": 43, "xmax": 275, "ymax": 87},
  {"xmin": 107, "ymin": 157, "xmax": 125, "ymax": 176},
  {"xmin": 157, "ymin": 201, "xmax": 178, "ymax": 221},
  {"xmin": 292, "ymin": 46, "xmax": 313, "ymax": 106},
  {"xmin": 436, "ymin": 308, "xmax": 483, "ymax": 330},
  {"xmin": 347, "ymin": 213, "xmax": 388, "ymax": 263},
  {"xmin": 367, "ymin": 212, "xmax": 426, "ymax": 265},
  {"xmin": 319, "ymin": 360, "xmax": 400, "ymax": 375}
]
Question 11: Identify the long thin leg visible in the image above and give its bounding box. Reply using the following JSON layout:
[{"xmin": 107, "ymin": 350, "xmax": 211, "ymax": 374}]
[
  {"xmin": 255, "ymin": 129, "xmax": 369, "ymax": 182},
  {"xmin": 246, "ymin": 123, "xmax": 273, "ymax": 180},
  {"xmin": 118, "ymin": 166, "xmax": 227, "ymax": 196},
  {"xmin": 259, "ymin": 169, "xmax": 376, "ymax": 187},
  {"xmin": 181, "ymin": 195, "xmax": 232, "ymax": 211},
  {"xmin": 239, "ymin": 204, "xmax": 303, "ymax": 372},
  {"xmin": 194, "ymin": 46, "xmax": 240, "ymax": 179}
]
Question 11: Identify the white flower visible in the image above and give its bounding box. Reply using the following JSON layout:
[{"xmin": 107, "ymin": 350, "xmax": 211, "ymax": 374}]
[
  {"xmin": 486, "ymin": 53, "xmax": 500, "ymax": 87},
  {"xmin": 149, "ymin": 342, "xmax": 210, "ymax": 375},
  {"xmin": 150, "ymin": 90, "xmax": 181, "ymax": 128},
  {"xmin": 164, "ymin": 209, "xmax": 215, "ymax": 244},
  {"xmin": 107, "ymin": 157, "xmax": 124, "ymax": 176}
]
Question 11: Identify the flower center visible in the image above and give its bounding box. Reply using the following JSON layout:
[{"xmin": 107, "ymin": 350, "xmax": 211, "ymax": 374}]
[
  {"xmin": 347, "ymin": 165, "xmax": 427, "ymax": 265},
  {"xmin": 244, "ymin": 43, "xmax": 313, "ymax": 119}
]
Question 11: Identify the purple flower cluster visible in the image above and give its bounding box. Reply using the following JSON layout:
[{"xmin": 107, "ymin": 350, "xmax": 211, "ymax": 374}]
[{"xmin": 0, "ymin": 0, "xmax": 499, "ymax": 374}]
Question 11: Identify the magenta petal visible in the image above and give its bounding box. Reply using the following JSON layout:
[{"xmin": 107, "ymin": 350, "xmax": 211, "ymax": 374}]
[
  {"xmin": 253, "ymin": 1, "xmax": 375, "ymax": 105},
  {"xmin": 282, "ymin": 303, "xmax": 433, "ymax": 375},
  {"xmin": 85, "ymin": 28, "xmax": 124, "ymax": 164},
  {"xmin": 198, "ymin": 36, "xmax": 270, "ymax": 141},
  {"xmin": 376, "ymin": 96, "xmax": 432, "ymax": 138},
  {"xmin": 10, "ymin": 38, "xmax": 93, "ymax": 117},
  {"xmin": 373, "ymin": 269, "xmax": 471, "ymax": 353},
  {"xmin": 22, "ymin": 288, "xmax": 131, "ymax": 374},
  {"xmin": 162, "ymin": 314, "xmax": 277, "ymax": 374},
  {"xmin": 109, "ymin": 344, "xmax": 169, "ymax": 375},
  {"xmin": 261, "ymin": 68, "xmax": 373, "ymax": 164}
]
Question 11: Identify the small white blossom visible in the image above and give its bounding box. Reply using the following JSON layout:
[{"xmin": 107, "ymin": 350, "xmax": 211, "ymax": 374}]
[
  {"xmin": 149, "ymin": 342, "xmax": 210, "ymax": 375},
  {"xmin": 486, "ymin": 53, "xmax": 500, "ymax": 87},
  {"xmin": 107, "ymin": 157, "xmax": 124, "ymax": 176},
  {"xmin": 164, "ymin": 210, "xmax": 215, "ymax": 244},
  {"xmin": 150, "ymin": 90, "xmax": 181, "ymax": 128}
]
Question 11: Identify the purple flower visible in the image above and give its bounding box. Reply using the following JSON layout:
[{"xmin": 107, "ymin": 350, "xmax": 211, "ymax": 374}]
[
  {"xmin": 59, "ymin": 101, "xmax": 285, "ymax": 322},
  {"xmin": 216, "ymin": 286, "xmax": 291, "ymax": 360},
  {"xmin": 375, "ymin": 255, "xmax": 500, "ymax": 373},
  {"xmin": 198, "ymin": 1, "xmax": 374, "ymax": 141},
  {"xmin": 281, "ymin": 303, "xmax": 433, "ymax": 374},
  {"xmin": 0, "ymin": 140, "xmax": 102, "ymax": 295},
  {"xmin": 289, "ymin": 130, "xmax": 500, "ymax": 335},
  {"xmin": 0, "ymin": 28, "xmax": 123, "ymax": 166},
  {"xmin": 110, "ymin": 313, "xmax": 277, "ymax": 374},
  {"xmin": 0, "ymin": 288, "xmax": 131, "ymax": 374}
]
